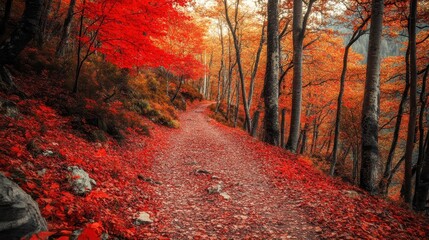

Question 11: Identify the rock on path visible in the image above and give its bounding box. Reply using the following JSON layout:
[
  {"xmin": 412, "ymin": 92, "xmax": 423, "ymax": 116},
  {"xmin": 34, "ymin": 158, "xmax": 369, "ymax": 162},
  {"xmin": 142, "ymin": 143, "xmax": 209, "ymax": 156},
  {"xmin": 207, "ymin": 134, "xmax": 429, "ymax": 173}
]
[{"xmin": 150, "ymin": 103, "xmax": 318, "ymax": 239}]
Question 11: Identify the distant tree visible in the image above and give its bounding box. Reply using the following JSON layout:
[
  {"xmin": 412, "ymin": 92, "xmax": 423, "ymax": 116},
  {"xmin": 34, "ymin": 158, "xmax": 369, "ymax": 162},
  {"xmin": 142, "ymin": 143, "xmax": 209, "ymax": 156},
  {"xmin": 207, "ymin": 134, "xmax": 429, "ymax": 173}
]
[{"xmin": 222, "ymin": 0, "xmax": 252, "ymax": 131}]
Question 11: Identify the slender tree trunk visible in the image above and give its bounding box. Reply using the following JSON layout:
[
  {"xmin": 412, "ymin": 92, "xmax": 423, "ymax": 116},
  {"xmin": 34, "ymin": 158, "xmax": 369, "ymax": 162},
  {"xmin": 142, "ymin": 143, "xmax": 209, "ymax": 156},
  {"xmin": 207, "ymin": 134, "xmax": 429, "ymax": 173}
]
[
  {"xmin": 415, "ymin": 130, "xmax": 429, "ymax": 210},
  {"xmin": 73, "ymin": 0, "xmax": 85, "ymax": 94},
  {"xmin": 379, "ymin": 45, "xmax": 411, "ymax": 195},
  {"xmin": 352, "ymin": 147, "xmax": 359, "ymax": 184},
  {"xmin": 331, "ymin": 28, "xmax": 367, "ymax": 176},
  {"xmin": 234, "ymin": 77, "xmax": 240, "ymax": 127},
  {"xmin": 281, "ymin": 108, "xmax": 287, "ymax": 148},
  {"xmin": 248, "ymin": 23, "xmax": 266, "ymax": 109},
  {"xmin": 56, "ymin": 0, "xmax": 76, "ymax": 57},
  {"xmin": 331, "ymin": 45, "xmax": 352, "ymax": 176},
  {"xmin": 251, "ymin": 109, "xmax": 261, "ymax": 137},
  {"xmin": 286, "ymin": 0, "xmax": 315, "ymax": 151},
  {"xmin": 206, "ymin": 52, "xmax": 213, "ymax": 99},
  {"xmin": 300, "ymin": 123, "xmax": 308, "ymax": 154},
  {"xmin": 36, "ymin": 0, "xmax": 52, "ymax": 48},
  {"xmin": 263, "ymin": 0, "xmax": 280, "ymax": 145},
  {"xmin": 223, "ymin": 0, "xmax": 252, "ymax": 132},
  {"xmin": 311, "ymin": 119, "xmax": 319, "ymax": 155},
  {"xmin": 286, "ymin": 0, "xmax": 303, "ymax": 152},
  {"xmin": 360, "ymin": 0, "xmax": 384, "ymax": 194},
  {"xmin": 0, "ymin": 0, "xmax": 13, "ymax": 35},
  {"xmin": 414, "ymin": 65, "xmax": 428, "ymax": 208},
  {"xmin": 403, "ymin": 0, "xmax": 418, "ymax": 205},
  {"xmin": 171, "ymin": 77, "xmax": 183, "ymax": 103}
]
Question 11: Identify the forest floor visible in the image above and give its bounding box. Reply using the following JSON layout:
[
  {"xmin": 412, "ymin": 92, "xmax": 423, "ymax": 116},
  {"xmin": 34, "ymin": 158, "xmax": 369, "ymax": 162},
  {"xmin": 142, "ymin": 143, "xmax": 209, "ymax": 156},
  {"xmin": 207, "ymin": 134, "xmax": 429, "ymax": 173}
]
[
  {"xmin": 149, "ymin": 102, "xmax": 317, "ymax": 239},
  {"xmin": 143, "ymin": 102, "xmax": 429, "ymax": 239},
  {"xmin": 1, "ymin": 89, "xmax": 428, "ymax": 239}
]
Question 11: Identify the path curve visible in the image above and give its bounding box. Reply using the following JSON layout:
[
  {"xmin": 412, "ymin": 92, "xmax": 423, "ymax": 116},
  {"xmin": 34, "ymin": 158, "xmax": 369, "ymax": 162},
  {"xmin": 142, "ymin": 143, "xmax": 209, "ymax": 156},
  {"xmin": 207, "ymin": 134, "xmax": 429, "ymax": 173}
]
[{"xmin": 151, "ymin": 103, "xmax": 318, "ymax": 239}]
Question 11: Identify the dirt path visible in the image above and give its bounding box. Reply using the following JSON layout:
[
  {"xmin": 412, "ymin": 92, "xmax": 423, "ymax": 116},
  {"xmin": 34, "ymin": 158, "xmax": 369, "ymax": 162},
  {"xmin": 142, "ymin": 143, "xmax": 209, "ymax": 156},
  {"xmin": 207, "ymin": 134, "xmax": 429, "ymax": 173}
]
[{"xmin": 151, "ymin": 103, "xmax": 318, "ymax": 239}]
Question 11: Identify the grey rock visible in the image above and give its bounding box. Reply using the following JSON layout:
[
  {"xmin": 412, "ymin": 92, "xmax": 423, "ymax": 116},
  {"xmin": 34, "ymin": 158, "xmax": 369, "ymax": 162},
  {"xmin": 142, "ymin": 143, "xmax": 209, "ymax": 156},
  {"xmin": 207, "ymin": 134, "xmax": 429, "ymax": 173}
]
[
  {"xmin": 194, "ymin": 169, "xmax": 211, "ymax": 175},
  {"xmin": 37, "ymin": 169, "xmax": 46, "ymax": 177},
  {"xmin": 42, "ymin": 150, "xmax": 55, "ymax": 157},
  {"xmin": 0, "ymin": 173, "xmax": 48, "ymax": 239},
  {"xmin": 343, "ymin": 190, "xmax": 360, "ymax": 199},
  {"xmin": 137, "ymin": 175, "xmax": 162, "ymax": 185},
  {"xmin": 0, "ymin": 98, "xmax": 19, "ymax": 118},
  {"xmin": 220, "ymin": 192, "xmax": 231, "ymax": 200},
  {"xmin": 207, "ymin": 182, "xmax": 223, "ymax": 194},
  {"xmin": 68, "ymin": 166, "xmax": 96, "ymax": 195},
  {"xmin": 135, "ymin": 212, "xmax": 153, "ymax": 225}
]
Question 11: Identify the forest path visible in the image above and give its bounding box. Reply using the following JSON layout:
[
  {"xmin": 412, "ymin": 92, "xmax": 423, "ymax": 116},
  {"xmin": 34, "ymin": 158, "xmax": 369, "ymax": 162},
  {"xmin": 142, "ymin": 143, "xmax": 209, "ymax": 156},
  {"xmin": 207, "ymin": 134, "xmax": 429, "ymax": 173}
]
[{"xmin": 150, "ymin": 102, "xmax": 318, "ymax": 239}]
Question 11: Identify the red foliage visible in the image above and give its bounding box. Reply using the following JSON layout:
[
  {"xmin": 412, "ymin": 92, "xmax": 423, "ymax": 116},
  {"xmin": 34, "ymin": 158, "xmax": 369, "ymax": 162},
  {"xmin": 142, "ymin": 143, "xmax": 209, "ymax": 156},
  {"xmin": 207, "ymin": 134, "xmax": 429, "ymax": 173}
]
[
  {"xmin": 0, "ymin": 77, "xmax": 171, "ymax": 238},
  {"xmin": 79, "ymin": 0, "xmax": 204, "ymax": 79}
]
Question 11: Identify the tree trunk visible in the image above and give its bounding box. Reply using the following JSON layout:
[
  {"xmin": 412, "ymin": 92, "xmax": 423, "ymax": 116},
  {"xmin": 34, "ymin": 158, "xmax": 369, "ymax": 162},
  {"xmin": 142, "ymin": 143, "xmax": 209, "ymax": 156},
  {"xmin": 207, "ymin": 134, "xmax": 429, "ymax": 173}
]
[
  {"xmin": 223, "ymin": 0, "xmax": 252, "ymax": 132},
  {"xmin": 73, "ymin": 0, "xmax": 85, "ymax": 94},
  {"xmin": 414, "ymin": 130, "xmax": 429, "ymax": 211},
  {"xmin": 286, "ymin": 0, "xmax": 315, "ymax": 152},
  {"xmin": 281, "ymin": 108, "xmax": 286, "ymax": 148},
  {"xmin": 234, "ymin": 77, "xmax": 240, "ymax": 127},
  {"xmin": 300, "ymin": 124, "xmax": 308, "ymax": 154},
  {"xmin": 311, "ymin": 117, "xmax": 319, "ymax": 155},
  {"xmin": 36, "ymin": 0, "xmax": 52, "ymax": 48},
  {"xmin": 352, "ymin": 146, "xmax": 359, "ymax": 184},
  {"xmin": 56, "ymin": 0, "xmax": 76, "ymax": 57},
  {"xmin": 0, "ymin": 0, "xmax": 43, "ymax": 64},
  {"xmin": 0, "ymin": 0, "xmax": 13, "ymax": 35},
  {"xmin": 331, "ymin": 28, "xmax": 367, "ymax": 176},
  {"xmin": 403, "ymin": 0, "xmax": 417, "ymax": 205},
  {"xmin": 251, "ymin": 109, "xmax": 261, "ymax": 137},
  {"xmin": 248, "ymin": 23, "xmax": 265, "ymax": 109},
  {"xmin": 414, "ymin": 65, "xmax": 428, "ymax": 208},
  {"xmin": 286, "ymin": 0, "xmax": 303, "ymax": 152},
  {"xmin": 331, "ymin": 45, "xmax": 352, "ymax": 176},
  {"xmin": 360, "ymin": 0, "xmax": 384, "ymax": 194},
  {"xmin": 171, "ymin": 77, "xmax": 183, "ymax": 103},
  {"xmin": 263, "ymin": 0, "xmax": 280, "ymax": 145}
]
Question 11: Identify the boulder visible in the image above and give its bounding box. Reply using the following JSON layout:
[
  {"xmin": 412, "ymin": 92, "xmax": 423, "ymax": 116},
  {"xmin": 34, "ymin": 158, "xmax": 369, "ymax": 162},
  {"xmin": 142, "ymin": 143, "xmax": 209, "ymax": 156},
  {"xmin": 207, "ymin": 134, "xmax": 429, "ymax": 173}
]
[
  {"xmin": 207, "ymin": 182, "xmax": 223, "ymax": 194},
  {"xmin": 220, "ymin": 192, "xmax": 231, "ymax": 200},
  {"xmin": 135, "ymin": 212, "xmax": 153, "ymax": 225},
  {"xmin": 68, "ymin": 166, "xmax": 96, "ymax": 195},
  {"xmin": 0, "ymin": 98, "xmax": 19, "ymax": 118},
  {"xmin": 343, "ymin": 190, "xmax": 360, "ymax": 199},
  {"xmin": 0, "ymin": 173, "xmax": 48, "ymax": 239}
]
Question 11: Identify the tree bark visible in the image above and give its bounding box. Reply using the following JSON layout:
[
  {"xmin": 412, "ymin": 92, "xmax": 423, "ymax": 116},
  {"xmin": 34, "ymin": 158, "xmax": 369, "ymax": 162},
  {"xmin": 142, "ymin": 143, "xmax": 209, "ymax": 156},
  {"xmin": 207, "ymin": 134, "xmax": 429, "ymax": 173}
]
[
  {"xmin": 286, "ymin": 0, "xmax": 315, "ymax": 152},
  {"xmin": 281, "ymin": 108, "xmax": 286, "ymax": 148},
  {"xmin": 56, "ymin": 0, "xmax": 77, "ymax": 57},
  {"xmin": 223, "ymin": 0, "xmax": 252, "ymax": 132},
  {"xmin": 171, "ymin": 77, "xmax": 183, "ymax": 103},
  {"xmin": 331, "ymin": 25, "xmax": 368, "ymax": 176},
  {"xmin": 0, "ymin": 0, "xmax": 43, "ymax": 64},
  {"xmin": 360, "ymin": 0, "xmax": 384, "ymax": 194},
  {"xmin": 413, "ymin": 65, "xmax": 428, "ymax": 208},
  {"xmin": 36, "ymin": 0, "xmax": 52, "ymax": 48},
  {"xmin": 248, "ymin": 22, "xmax": 265, "ymax": 109},
  {"xmin": 263, "ymin": 0, "xmax": 280, "ymax": 145},
  {"xmin": 379, "ymin": 45, "xmax": 411, "ymax": 196},
  {"xmin": 414, "ymin": 130, "xmax": 429, "ymax": 211},
  {"xmin": 403, "ymin": 0, "xmax": 417, "ymax": 205},
  {"xmin": 0, "ymin": 0, "xmax": 13, "ymax": 35}
]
